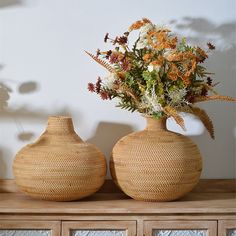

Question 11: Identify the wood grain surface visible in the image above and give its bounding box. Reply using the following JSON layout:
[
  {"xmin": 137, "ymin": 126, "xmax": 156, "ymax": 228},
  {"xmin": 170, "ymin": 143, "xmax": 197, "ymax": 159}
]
[
  {"xmin": 0, "ymin": 192, "xmax": 235, "ymax": 214},
  {"xmin": 1, "ymin": 179, "xmax": 235, "ymax": 193}
]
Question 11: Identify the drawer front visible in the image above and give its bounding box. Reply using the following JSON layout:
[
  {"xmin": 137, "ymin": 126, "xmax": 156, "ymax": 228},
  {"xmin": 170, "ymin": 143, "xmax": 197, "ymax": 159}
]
[
  {"xmin": 144, "ymin": 221, "xmax": 217, "ymax": 236},
  {"xmin": 62, "ymin": 221, "xmax": 136, "ymax": 236},
  {"xmin": 219, "ymin": 220, "xmax": 236, "ymax": 236},
  {"xmin": 0, "ymin": 230, "xmax": 51, "ymax": 236},
  {"xmin": 70, "ymin": 230, "xmax": 126, "ymax": 236},
  {"xmin": 153, "ymin": 230, "xmax": 209, "ymax": 236},
  {"xmin": 0, "ymin": 221, "xmax": 60, "ymax": 236}
]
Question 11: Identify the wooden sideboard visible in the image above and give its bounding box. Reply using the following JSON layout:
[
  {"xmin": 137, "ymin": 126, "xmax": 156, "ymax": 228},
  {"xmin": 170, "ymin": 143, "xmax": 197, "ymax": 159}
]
[{"xmin": 0, "ymin": 179, "xmax": 235, "ymax": 236}]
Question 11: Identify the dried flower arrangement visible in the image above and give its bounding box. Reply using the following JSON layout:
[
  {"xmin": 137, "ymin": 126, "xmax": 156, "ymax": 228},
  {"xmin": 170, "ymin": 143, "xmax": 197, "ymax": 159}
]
[{"xmin": 86, "ymin": 18, "xmax": 235, "ymax": 139}]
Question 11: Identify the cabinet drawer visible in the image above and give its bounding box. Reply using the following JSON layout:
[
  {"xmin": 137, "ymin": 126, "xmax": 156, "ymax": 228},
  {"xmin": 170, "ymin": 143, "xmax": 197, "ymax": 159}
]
[
  {"xmin": 62, "ymin": 221, "xmax": 136, "ymax": 236},
  {"xmin": 144, "ymin": 221, "xmax": 217, "ymax": 236},
  {"xmin": 219, "ymin": 220, "xmax": 236, "ymax": 236},
  {"xmin": 0, "ymin": 221, "xmax": 60, "ymax": 236}
]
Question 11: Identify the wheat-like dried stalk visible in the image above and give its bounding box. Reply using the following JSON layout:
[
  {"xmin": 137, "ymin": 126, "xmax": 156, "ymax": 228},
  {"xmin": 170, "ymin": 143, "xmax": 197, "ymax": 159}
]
[
  {"xmin": 190, "ymin": 106, "xmax": 215, "ymax": 139},
  {"xmin": 126, "ymin": 90, "xmax": 139, "ymax": 104},
  {"xmin": 212, "ymin": 82, "xmax": 220, "ymax": 87},
  {"xmin": 194, "ymin": 95, "xmax": 236, "ymax": 103},
  {"xmin": 163, "ymin": 106, "xmax": 186, "ymax": 131},
  {"xmin": 85, "ymin": 51, "xmax": 115, "ymax": 73},
  {"xmin": 176, "ymin": 105, "xmax": 194, "ymax": 114},
  {"xmin": 119, "ymin": 84, "xmax": 140, "ymax": 104},
  {"xmin": 204, "ymin": 84, "xmax": 218, "ymax": 94}
]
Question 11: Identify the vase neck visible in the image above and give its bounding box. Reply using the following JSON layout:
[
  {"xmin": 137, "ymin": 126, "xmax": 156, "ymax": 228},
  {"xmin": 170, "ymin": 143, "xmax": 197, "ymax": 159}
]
[
  {"xmin": 46, "ymin": 116, "xmax": 76, "ymax": 134},
  {"xmin": 145, "ymin": 116, "xmax": 167, "ymax": 131},
  {"xmin": 33, "ymin": 116, "xmax": 83, "ymax": 146}
]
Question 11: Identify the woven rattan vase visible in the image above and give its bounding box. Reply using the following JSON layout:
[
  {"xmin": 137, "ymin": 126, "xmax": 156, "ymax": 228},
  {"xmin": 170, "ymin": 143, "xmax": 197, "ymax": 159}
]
[
  {"xmin": 13, "ymin": 116, "xmax": 106, "ymax": 201},
  {"xmin": 110, "ymin": 116, "xmax": 202, "ymax": 201}
]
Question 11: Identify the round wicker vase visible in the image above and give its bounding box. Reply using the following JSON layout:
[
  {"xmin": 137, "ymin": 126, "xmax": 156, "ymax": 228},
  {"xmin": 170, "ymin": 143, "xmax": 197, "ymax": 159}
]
[
  {"xmin": 110, "ymin": 116, "xmax": 202, "ymax": 201},
  {"xmin": 13, "ymin": 116, "xmax": 107, "ymax": 201}
]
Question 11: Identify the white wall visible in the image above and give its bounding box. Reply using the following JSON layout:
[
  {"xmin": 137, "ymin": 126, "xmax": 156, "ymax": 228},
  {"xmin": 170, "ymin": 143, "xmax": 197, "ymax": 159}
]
[{"xmin": 0, "ymin": 0, "xmax": 235, "ymax": 179}]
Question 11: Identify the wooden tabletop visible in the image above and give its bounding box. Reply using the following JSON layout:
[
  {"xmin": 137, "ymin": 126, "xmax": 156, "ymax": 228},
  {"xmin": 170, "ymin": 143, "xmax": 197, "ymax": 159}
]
[{"xmin": 0, "ymin": 192, "xmax": 235, "ymax": 215}]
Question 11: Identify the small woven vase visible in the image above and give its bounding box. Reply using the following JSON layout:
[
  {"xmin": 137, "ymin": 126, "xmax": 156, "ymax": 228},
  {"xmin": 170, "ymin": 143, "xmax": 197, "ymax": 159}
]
[
  {"xmin": 13, "ymin": 116, "xmax": 106, "ymax": 201},
  {"xmin": 110, "ymin": 116, "xmax": 202, "ymax": 201}
]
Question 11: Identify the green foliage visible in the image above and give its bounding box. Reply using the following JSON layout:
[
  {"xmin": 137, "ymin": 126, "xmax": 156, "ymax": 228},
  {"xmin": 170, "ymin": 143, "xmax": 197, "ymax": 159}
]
[
  {"xmin": 153, "ymin": 111, "xmax": 165, "ymax": 119},
  {"xmin": 116, "ymin": 99, "xmax": 137, "ymax": 112}
]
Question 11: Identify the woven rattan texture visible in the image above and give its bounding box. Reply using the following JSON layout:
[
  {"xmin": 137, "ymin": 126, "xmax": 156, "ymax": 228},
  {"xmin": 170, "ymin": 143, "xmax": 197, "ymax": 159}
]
[
  {"xmin": 13, "ymin": 116, "xmax": 107, "ymax": 201},
  {"xmin": 110, "ymin": 117, "xmax": 202, "ymax": 201}
]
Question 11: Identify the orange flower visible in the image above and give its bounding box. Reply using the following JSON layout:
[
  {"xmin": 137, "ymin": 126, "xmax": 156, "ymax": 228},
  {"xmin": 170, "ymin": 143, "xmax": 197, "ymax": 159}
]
[
  {"xmin": 168, "ymin": 63, "xmax": 179, "ymax": 81},
  {"xmin": 129, "ymin": 21, "xmax": 144, "ymax": 31},
  {"xmin": 146, "ymin": 31, "xmax": 158, "ymax": 48},
  {"xmin": 168, "ymin": 72, "xmax": 177, "ymax": 81},
  {"xmin": 196, "ymin": 47, "xmax": 208, "ymax": 58},
  {"xmin": 185, "ymin": 60, "xmax": 197, "ymax": 78},
  {"xmin": 147, "ymin": 30, "xmax": 177, "ymax": 50},
  {"xmin": 168, "ymin": 36, "xmax": 178, "ymax": 49},
  {"xmin": 182, "ymin": 76, "xmax": 190, "ymax": 85},
  {"xmin": 151, "ymin": 56, "xmax": 164, "ymax": 66},
  {"xmin": 150, "ymin": 60, "xmax": 159, "ymax": 65},
  {"xmin": 180, "ymin": 51, "xmax": 197, "ymax": 79},
  {"xmin": 147, "ymin": 30, "xmax": 157, "ymax": 37},
  {"xmin": 182, "ymin": 51, "xmax": 196, "ymax": 60},
  {"xmin": 196, "ymin": 47, "xmax": 208, "ymax": 62},
  {"xmin": 143, "ymin": 53, "xmax": 153, "ymax": 61},
  {"xmin": 160, "ymin": 36, "xmax": 177, "ymax": 50},
  {"xmin": 166, "ymin": 52, "xmax": 183, "ymax": 62},
  {"xmin": 157, "ymin": 31, "xmax": 168, "ymax": 42},
  {"xmin": 129, "ymin": 18, "xmax": 151, "ymax": 31},
  {"xmin": 167, "ymin": 62, "xmax": 192, "ymax": 85}
]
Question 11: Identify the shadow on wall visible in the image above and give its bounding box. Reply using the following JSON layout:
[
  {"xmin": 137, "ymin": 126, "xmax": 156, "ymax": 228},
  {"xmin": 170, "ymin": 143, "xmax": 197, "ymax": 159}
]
[
  {"xmin": 0, "ymin": 65, "xmax": 76, "ymax": 142},
  {"xmin": 0, "ymin": 149, "xmax": 6, "ymax": 178},
  {"xmin": 0, "ymin": 81, "xmax": 11, "ymax": 110},
  {"xmin": 170, "ymin": 17, "xmax": 236, "ymax": 177},
  {"xmin": 170, "ymin": 17, "xmax": 236, "ymax": 46},
  {"xmin": 0, "ymin": 65, "xmax": 38, "ymax": 141},
  {"xmin": 0, "ymin": 147, "xmax": 12, "ymax": 178},
  {"xmin": 87, "ymin": 122, "xmax": 134, "ymax": 168},
  {"xmin": 0, "ymin": 0, "xmax": 24, "ymax": 8},
  {"xmin": 0, "ymin": 105, "xmax": 75, "ymax": 142}
]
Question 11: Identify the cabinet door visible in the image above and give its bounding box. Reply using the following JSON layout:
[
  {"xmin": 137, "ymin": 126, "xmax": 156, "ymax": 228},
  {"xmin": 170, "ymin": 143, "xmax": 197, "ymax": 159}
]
[
  {"xmin": 219, "ymin": 220, "xmax": 236, "ymax": 236},
  {"xmin": 0, "ymin": 221, "xmax": 60, "ymax": 236},
  {"xmin": 62, "ymin": 221, "xmax": 136, "ymax": 236},
  {"xmin": 144, "ymin": 221, "xmax": 217, "ymax": 236}
]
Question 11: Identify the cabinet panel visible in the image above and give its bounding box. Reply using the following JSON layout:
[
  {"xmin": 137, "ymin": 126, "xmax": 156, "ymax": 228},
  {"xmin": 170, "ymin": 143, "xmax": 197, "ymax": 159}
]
[
  {"xmin": 0, "ymin": 221, "xmax": 60, "ymax": 236},
  {"xmin": 153, "ymin": 230, "xmax": 207, "ymax": 236},
  {"xmin": 227, "ymin": 229, "xmax": 236, "ymax": 236},
  {"xmin": 71, "ymin": 230, "xmax": 125, "ymax": 236},
  {"xmin": 0, "ymin": 230, "xmax": 51, "ymax": 236},
  {"xmin": 144, "ymin": 221, "xmax": 217, "ymax": 236},
  {"xmin": 62, "ymin": 221, "xmax": 136, "ymax": 236},
  {"xmin": 219, "ymin": 220, "xmax": 236, "ymax": 236}
]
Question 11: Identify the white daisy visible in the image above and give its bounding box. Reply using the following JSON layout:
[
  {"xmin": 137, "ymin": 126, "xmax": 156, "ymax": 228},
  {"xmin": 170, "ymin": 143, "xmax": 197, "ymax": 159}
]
[
  {"xmin": 103, "ymin": 73, "xmax": 118, "ymax": 89},
  {"xmin": 168, "ymin": 88, "xmax": 187, "ymax": 104},
  {"xmin": 147, "ymin": 64, "xmax": 161, "ymax": 72},
  {"xmin": 140, "ymin": 88, "xmax": 163, "ymax": 113}
]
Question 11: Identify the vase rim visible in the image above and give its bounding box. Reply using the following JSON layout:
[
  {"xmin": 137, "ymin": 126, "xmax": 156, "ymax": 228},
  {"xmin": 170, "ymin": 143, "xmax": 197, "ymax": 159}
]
[
  {"xmin": 141, "ymin": 114, "xmax": 167, "ymax": 119},
  {"xmin": 48, "ymin": 115, "xmax": 72, "ymax": 120}
]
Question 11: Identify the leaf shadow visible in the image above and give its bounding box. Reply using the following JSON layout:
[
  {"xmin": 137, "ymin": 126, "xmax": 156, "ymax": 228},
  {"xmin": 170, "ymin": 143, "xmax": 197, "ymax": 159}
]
[
  {"xmin": 0, "ymin": 0, "xmax": 24, "ymax": 8},
  {"xmin": 170, "ymin": 17, "xmax": 236, "ymax": 178},
  {"xmin": 87, "ymin": 121, "xmax": 134, "ymax": 177}
]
